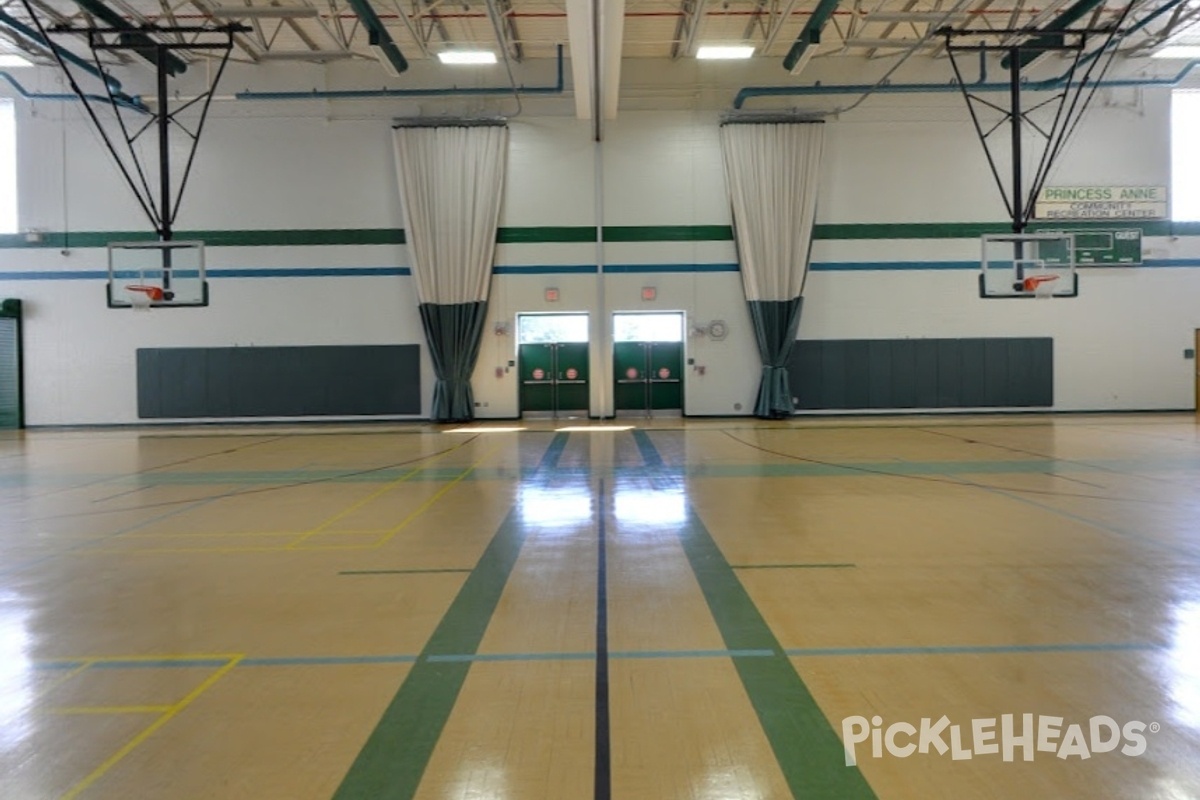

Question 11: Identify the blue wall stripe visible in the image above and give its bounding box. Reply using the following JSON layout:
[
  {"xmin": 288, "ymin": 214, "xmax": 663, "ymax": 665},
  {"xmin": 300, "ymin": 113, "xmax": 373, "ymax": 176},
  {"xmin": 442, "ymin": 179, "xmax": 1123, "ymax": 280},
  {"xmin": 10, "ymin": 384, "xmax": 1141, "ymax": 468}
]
[
  {"xmin": 493, "ymin": 265, "xmax": 599, "ymax": 275},
  {"xmin": 603, "ymin": 263, "xmax": 740, "ymax": 274},
  {"xmin": 3, "ymin": 260, "xmax": 1200, "ymax": 282},
  {"xmin": 213, "ymin": 267, "xmax": 411, "ymax": 277}
]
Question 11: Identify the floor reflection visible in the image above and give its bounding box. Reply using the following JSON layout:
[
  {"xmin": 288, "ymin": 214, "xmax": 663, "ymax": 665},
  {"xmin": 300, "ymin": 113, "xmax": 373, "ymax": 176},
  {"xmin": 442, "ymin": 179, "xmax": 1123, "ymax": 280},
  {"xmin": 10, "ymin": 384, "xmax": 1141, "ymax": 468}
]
[
  {"xmin": 613, "ymin": 484, "xmax": 686, "ymax": 527},
  {"xmin": 0, "ymin": 590, "xmax": 33, "ymax": 750},
  {"xmin": 1167, "ymin": 598, "xmax": 1200, "ymax": 732},
  {"xmin": 518, "ymin": 484, "xmax": 593, "ymax": 528}
]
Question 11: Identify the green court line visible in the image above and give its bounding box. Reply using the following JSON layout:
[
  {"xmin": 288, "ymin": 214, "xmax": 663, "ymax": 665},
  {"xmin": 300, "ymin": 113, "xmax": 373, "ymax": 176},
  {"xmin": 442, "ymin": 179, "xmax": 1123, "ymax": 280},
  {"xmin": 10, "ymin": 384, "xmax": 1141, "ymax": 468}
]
[
  {"xmin": 677, "ymin": 507, "xmax": 876, "ymax": 799},
  {"xmin": 732, "ymin": 563, "xmax": 857, "ymax": 570},
  {"xmin": 331, "ymin": 501, "xmax": 532, "ymax": 800},
  {"xmin": 338, "ymin": 568, "xmax": 473, "ymax": 575}
]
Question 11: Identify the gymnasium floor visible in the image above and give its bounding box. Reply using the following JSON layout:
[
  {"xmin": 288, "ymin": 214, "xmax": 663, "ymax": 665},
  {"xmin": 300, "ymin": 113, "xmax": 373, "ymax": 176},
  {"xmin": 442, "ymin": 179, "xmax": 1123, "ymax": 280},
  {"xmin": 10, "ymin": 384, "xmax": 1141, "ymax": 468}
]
[{"xmin": 2, "ymin": 414, "xmax": 1199, "ymax": 800}]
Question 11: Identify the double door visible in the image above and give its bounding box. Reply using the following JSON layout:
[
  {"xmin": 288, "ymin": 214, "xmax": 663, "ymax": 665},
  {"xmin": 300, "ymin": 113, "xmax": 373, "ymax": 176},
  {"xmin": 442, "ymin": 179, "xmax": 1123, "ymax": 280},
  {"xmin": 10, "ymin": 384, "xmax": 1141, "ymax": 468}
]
[
  {"xmin": 519, "ymin": 342, "xmax": 589, "ymax": 417},
  {"xmin": 614, "ymin": 341, "xmax": 683, "ymax": 415}
]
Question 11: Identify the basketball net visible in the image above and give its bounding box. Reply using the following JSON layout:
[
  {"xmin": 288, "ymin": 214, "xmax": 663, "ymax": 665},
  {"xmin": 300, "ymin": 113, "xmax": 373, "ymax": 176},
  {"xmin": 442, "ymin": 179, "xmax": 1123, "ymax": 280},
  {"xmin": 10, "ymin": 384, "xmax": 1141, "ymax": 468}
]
[
  {"xmin": 127, "ymin": 284, "xmax": 163, "ymax": 311},
  {"xmin": 1023, "ymin": 274, "xmax": 1059, "ymax": 299}
]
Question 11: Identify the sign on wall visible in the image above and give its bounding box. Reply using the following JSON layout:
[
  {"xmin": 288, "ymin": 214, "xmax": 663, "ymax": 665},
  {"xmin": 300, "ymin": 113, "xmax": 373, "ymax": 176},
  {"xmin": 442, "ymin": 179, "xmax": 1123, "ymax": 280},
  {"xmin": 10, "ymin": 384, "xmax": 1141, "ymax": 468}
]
[
  {"xmin": 1034, "ymin": 187, "xmax": 1167, "ymax": 220},
  {"xmin": 1042, "ymin": 228, "xmax": 1143, "ymax": 266}
]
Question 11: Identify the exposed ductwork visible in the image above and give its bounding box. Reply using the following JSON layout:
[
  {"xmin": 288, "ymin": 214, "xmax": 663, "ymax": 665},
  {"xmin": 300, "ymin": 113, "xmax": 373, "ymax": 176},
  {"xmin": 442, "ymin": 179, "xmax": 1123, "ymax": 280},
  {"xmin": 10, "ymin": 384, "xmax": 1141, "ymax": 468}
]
[
  {"xmin": 68, "ymin": 0, "xmax": 189, "ymax": 74},
  {"xmin": 782, "ymin": 0, "xmax": 840, "ymax": 75},
  {"xmin": 345, "ymin": 0, "xmax": 408, "ymax": 75},
  {"xmin": 0, "ymin": 8, "xmax": 126, "ymax": 93}
]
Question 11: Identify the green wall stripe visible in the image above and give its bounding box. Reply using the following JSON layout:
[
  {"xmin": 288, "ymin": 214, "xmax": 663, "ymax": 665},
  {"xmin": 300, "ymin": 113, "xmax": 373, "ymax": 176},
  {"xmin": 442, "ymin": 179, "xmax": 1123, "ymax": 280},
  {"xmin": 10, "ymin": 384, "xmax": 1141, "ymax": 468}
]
[
  {"xmin": 677, "ymin": 507, "xmax": 876, "ymax": 799},
  {"xmin": 332, "ymin": 501, "xmax": 532, "ymax": 800},
  {"xmin": 603, "ymin": 224, "xmax": 734, "ymax": 242},
  {"xmin": 3, "ymin": 221, "xmax": 1198, "ymax": 250},
  {"xmin": 496, "ymin": 226, "xmax": 596, "ymax": 243}
]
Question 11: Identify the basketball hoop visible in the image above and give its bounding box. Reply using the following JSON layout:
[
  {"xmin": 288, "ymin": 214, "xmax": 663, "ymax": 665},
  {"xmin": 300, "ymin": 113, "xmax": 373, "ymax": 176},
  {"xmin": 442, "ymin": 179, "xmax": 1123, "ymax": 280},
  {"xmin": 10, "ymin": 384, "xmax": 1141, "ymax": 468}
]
[
  {"xmin": 127, "ymin": 284, "xmax": 164, "ymax": 311},
  {"xmin": 1022, "ymin": 274, "xmax": 1059, "ymax": 299}
]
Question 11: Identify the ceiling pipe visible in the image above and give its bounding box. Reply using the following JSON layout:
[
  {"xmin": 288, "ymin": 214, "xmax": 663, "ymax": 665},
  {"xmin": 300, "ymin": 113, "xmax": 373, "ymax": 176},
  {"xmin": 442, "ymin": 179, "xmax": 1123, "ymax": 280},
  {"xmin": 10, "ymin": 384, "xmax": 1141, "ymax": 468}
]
[
  {"xmin": 0, "ymin": 8, "xmax": 125, "ymax": 92},
  {"xmin": 0, "ymin": 69, "xmax": 142, "ymax": 108},
  {"xmin": 345, "ymin": 0, "xmax": 407, "ymax": 75},
  {"xmin": 732, "ymin": 58, "xmax": 1199, "ymax": 108},
  {"xmin": 233, "ymin": 42, "xmax": 563, "ymax": 101},
  {"xmin": 782, "ymin": 0, "xmax": 840, "ymax": 74},
  {"xmin": 68, "ymin": 0, "xmax": 189, "ymax": 74}
]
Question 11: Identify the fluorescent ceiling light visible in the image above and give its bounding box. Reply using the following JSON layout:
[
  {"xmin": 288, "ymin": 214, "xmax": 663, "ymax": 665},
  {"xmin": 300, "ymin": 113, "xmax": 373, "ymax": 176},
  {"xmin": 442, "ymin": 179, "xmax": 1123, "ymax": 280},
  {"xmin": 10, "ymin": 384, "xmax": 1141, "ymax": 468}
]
[
  {"xmin": 0, "ymin": 54, "xmax": 33, "ymax": 67},
  {"xmin": 696, "ymin": 45, "xmax": 754, "ymax": 60},
  {"xmin": 438, "ymin": 51, "xmax": 497, "ymax": 65},
  {"xmin": 1152, "ymin": 45, "xmax": 1200, "ymax": 59}
]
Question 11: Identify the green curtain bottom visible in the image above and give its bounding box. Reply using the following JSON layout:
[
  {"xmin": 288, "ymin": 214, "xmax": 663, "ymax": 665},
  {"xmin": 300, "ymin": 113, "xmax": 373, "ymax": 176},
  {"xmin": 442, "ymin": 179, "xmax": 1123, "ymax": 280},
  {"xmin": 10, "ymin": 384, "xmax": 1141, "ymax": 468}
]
[
  {"xmin": 748, "ymin": 297, "xmax": 804, "ymax": 419},
  {"xmin": 419, "ymin": 301, "xmax": 488, "ymax": 423}
]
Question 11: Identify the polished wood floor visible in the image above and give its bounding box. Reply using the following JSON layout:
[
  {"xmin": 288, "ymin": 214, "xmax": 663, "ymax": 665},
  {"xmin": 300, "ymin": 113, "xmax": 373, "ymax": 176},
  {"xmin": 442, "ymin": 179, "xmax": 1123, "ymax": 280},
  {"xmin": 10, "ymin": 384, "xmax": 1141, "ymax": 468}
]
[{"xmin": 2, "ymin": 415, "xmax": 1199, "ymax": 799}]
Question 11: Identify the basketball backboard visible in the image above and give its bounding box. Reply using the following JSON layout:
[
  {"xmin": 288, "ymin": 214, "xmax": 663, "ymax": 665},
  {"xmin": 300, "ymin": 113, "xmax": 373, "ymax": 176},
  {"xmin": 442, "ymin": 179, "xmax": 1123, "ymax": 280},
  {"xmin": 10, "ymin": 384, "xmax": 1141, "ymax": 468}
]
[
  {"xmin": 980, "ymin": 233, "xmax": 1078, "ymax": 299},
  {"xmin": 107, "ymin": 241, "xmax": 208, "ymax": 309}
]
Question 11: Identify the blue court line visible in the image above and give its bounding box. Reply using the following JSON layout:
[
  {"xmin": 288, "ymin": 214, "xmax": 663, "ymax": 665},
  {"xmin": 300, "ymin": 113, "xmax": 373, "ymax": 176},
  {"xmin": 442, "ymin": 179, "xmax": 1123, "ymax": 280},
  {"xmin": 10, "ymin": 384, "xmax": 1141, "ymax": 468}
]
[
  {"xmin": 594, "ymin": 476, "xmax": 612, "ymax": 800},
  {"xmin": 0, "ymin": 495, "xmax": 220, "ymax": 578},
  {"xmin": 784, "ymin": 642, "xmax": 1165, "ymax": 657},
  {"xmin": 90, "ymin": 658, "xmax": 234, "ymax": 669},
  {"xmin": 611, "ymin": 648, "xmax": 776, "ymax": 659},
  {"xmin": 33, "ymin": 642, "xmax": 1166, "ymax": 671},
  {"xmin": 631, "ymin": 430, "xmax": 664, "ymax": 468},
  {"xmin": 983, "ymin": 486, "xmax": 1200, "ymax": 562},
  {"xmin": 240, "ymin": 654, "xmax": 419, "ymax": 666},
  {"xmin": 426, "ymin": 652, "xmax": 593, "ymax": 663},
  {"xmin": 538, "ymin": 432, "xmax": 570, "ymax": 471}
]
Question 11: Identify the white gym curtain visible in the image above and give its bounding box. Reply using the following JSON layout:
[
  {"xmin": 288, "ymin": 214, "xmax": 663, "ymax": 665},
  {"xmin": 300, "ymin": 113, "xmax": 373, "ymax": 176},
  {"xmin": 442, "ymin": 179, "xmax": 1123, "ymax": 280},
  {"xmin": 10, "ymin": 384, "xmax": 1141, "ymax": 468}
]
[
  {"xmin": 393, "ymin": 124, "xmax": 508, "ymax": 422},
  {"xmin": 719, "ymin": 121, "xmax": 824, "ymax": 418}
]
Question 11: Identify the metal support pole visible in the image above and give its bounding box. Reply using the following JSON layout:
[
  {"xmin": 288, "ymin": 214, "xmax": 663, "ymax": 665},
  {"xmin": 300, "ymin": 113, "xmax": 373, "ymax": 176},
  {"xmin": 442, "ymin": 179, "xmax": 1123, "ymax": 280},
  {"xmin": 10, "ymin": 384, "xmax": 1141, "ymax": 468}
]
[
  {"xmin": 1009, "ymin": 44, "xmax": 1025, "ymax": 286},
  {"xmin": 156, "ymin": 43, "xmax": 175, "ymax": 297},
  {"xmin": 1009, "ymin": 45, "xmax": 1023, "ymax": 235}
]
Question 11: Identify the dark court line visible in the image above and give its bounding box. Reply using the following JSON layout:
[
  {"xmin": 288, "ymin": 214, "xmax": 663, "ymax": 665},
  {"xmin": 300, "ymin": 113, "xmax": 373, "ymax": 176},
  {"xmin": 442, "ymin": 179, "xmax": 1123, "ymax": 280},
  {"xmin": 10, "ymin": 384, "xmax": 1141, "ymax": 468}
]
[
  {"xmin": 624, "ymin": 429, "xmax": 877, "ymax": 799},
  {"xmin": 539, "ymin": 432, "xmax": 570, "ymax": 471},
  {"xmin": 631, "ymin": 429, "xmax": 664, "ymax": 468},
  {"xmin": 330, "ymin": 434, "xmax": 556, "ymax": 800},
  {"xmin": 338, "ymin": 568, "xmax": 473, "ymax": 576},
  {"xmin": 594, "ymin": 477, "xmax": 611, "ymax": 800},
  {"xmin": 732, "ymin": 563, "xmax": 857, "ymax": 570}
]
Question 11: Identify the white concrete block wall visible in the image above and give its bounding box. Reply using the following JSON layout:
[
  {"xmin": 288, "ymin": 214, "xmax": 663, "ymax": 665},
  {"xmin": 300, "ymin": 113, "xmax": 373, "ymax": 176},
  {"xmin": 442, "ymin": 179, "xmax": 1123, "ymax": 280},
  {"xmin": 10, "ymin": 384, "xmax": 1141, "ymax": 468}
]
[{"xmin": 2, "ymin": 70, "xmax": 1198, "ymax": 424}]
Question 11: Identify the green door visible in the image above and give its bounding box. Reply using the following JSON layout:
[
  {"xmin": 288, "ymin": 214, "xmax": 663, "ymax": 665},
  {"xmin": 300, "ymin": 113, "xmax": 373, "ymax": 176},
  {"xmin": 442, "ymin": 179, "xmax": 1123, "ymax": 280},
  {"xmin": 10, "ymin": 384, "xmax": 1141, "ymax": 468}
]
[
  {"xmin": 555, "ymin": 342, "xmax": 589, "ymax": 413},
  {"xmin": 613, "ymin": 341, "xmax": 684, "ymax": 415},
  {"xmin": 519, "ymin": 343, "xmax": 555, "ymax": 413},
  {"xmin": 648, "ymin": 342, "xmax": 684, "ymax": 410},
  {"xmin": 0, "ymin": 302, "xmax": 21, "ymax": 430},
  {"xmin": 614, "ymin": 342, "xmax": 649, "ymax": 413},
  {"xmin": 519, "ymin": 342, "xmax": 590, "ymax": 416}
]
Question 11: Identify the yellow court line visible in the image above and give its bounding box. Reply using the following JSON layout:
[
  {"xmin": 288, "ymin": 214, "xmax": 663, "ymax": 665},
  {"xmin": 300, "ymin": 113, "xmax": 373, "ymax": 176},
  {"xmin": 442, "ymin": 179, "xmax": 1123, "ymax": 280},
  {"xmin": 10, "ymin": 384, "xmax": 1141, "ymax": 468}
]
[
  {"xmin": 79, "ymin": 543, "xmax": 376, "ymax": 555},
  {"xmin": 60, "ymin": 653, "xmax": 244, "ymax": 663},
  {"xmin": 59, "ymin": 655, "xmax": 244, "ymax": 800},
  {"xmin": 372, "ymin": 446, "xmax": 498, "ymax": 548},
  {"xmin": 287, "ymin": 447, "xmax": 470, "ymax": 548},
  {"xmin": 71, "ymin": 448, "xmax": 496, "ymax": 556},
  {"xmin": 52, "ymin": 705, "xmax": 174, "ymax": 715}
]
